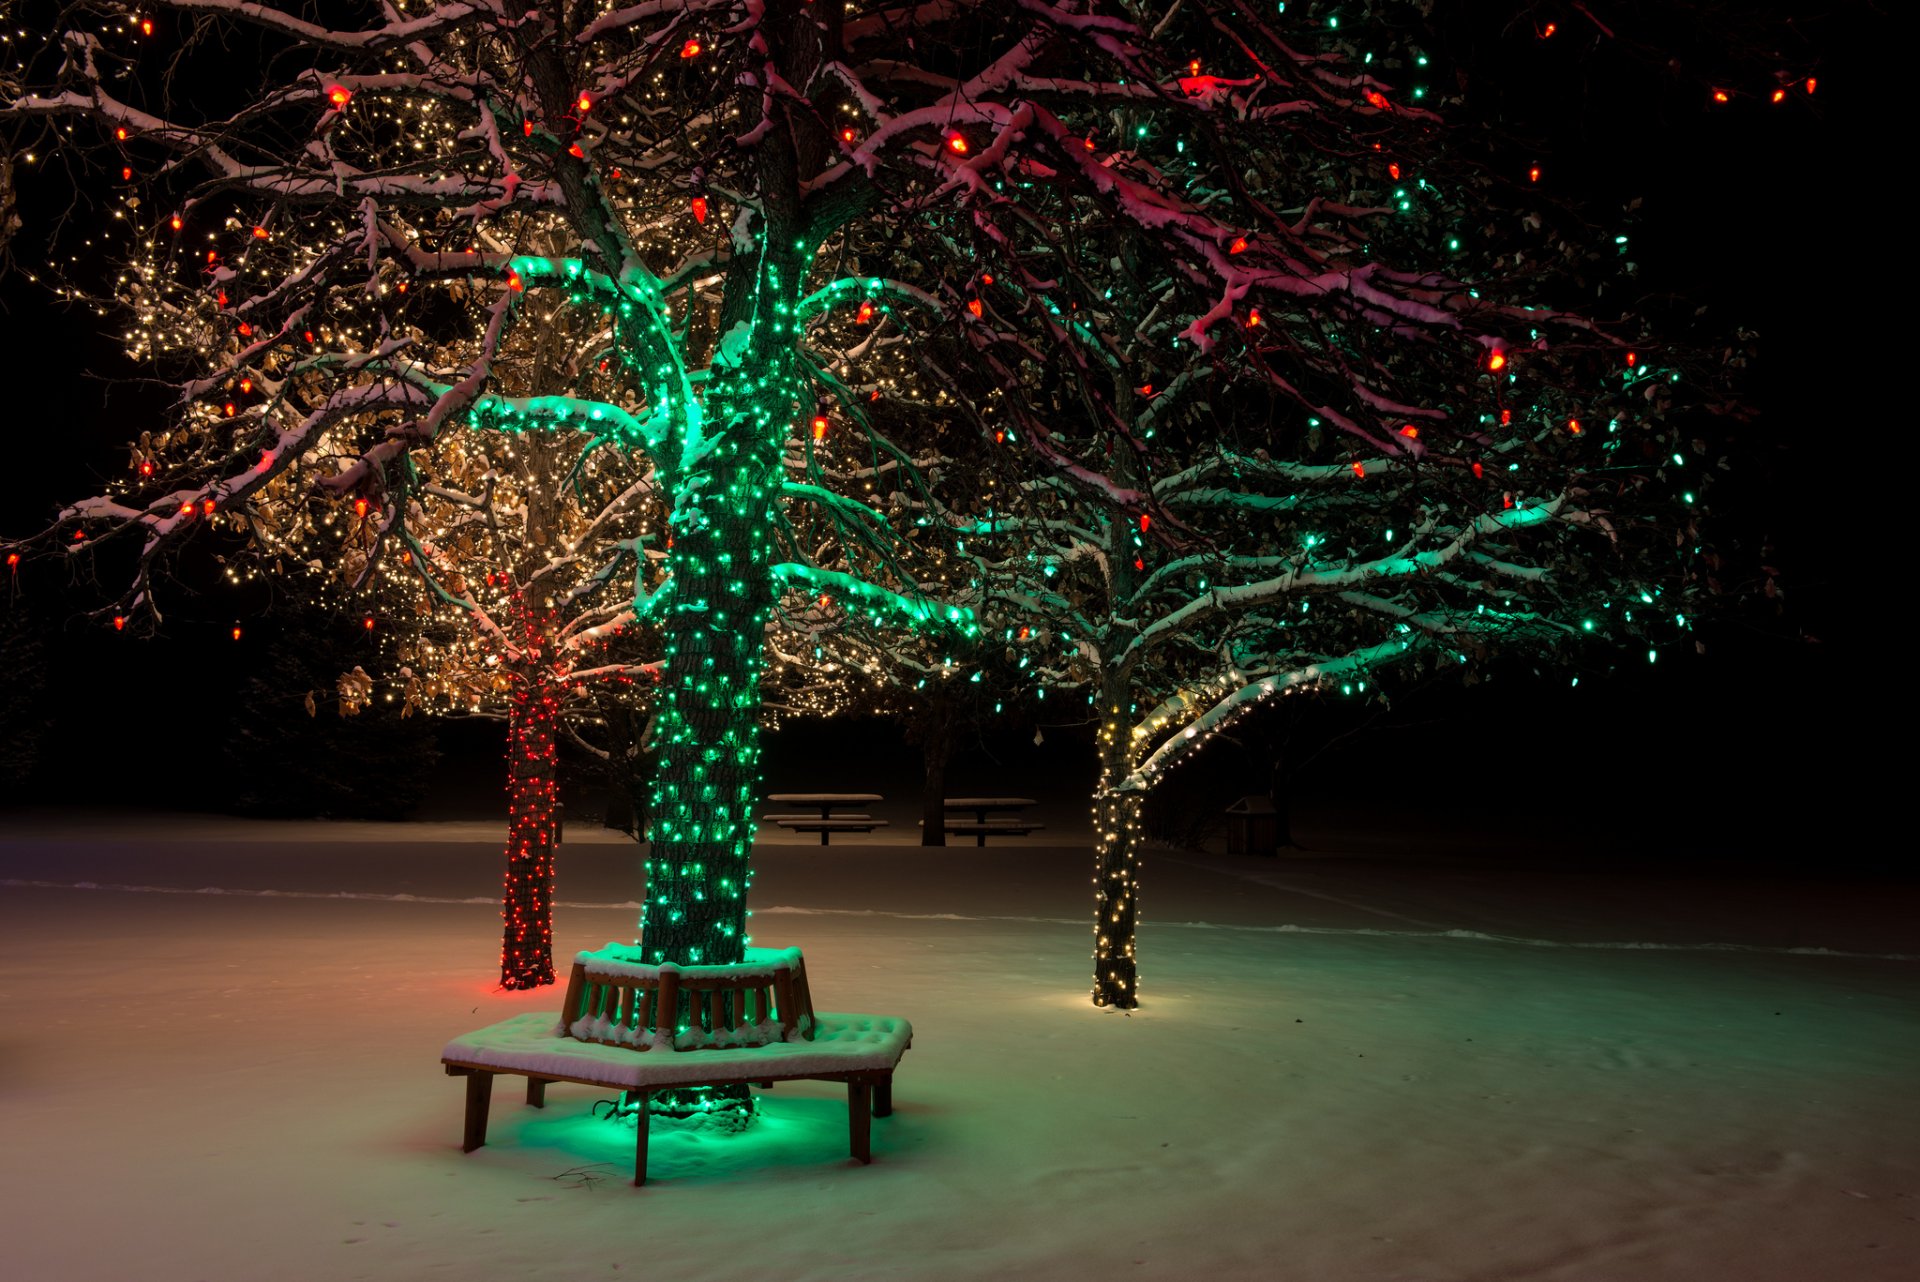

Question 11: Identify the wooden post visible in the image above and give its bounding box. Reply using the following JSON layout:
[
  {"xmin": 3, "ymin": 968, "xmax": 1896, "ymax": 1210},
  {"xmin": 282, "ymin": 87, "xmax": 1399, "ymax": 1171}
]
[
  {"xmin": 772, "ymin": 968, "xmax": 798, "ymax": 1038},
  {"xmin": 657, "ymin": 969, "xmax": 682, "ymax": 1047},
  {"xmin": 874, "ymin": 1073, "xmax": 893, "ymax": 1118},
  {"xmin": 462, "ymin": 1071, "xmax": 494, "ymax": 1152},
  {"xmin": 632, "ymin": 1090, "xmax": 650, "ymax": 1186},
  {"xmin": 847, "ymin": 1080, "xmax": 872, "ymax": 1164},
  {"xmin": 526, "ymin": 1078, "xmax": 546, "ymax": 1108},
  {"xmin": 559, "ymin": 962, "xmax": 587, "ymax": 1031}
]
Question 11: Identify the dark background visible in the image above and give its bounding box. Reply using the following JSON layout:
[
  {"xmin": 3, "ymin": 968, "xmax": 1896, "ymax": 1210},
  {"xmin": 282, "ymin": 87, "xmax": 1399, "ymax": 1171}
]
[{"xmin": 0, "ymin": 8, "xmax": 1887, "ymax": 869}]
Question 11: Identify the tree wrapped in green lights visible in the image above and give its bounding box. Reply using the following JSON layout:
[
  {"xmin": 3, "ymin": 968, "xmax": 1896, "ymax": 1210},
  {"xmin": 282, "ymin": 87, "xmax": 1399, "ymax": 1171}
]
[{"xmin": 7, "ymin": 0, "xmax": 1735, "ymax": 1022}]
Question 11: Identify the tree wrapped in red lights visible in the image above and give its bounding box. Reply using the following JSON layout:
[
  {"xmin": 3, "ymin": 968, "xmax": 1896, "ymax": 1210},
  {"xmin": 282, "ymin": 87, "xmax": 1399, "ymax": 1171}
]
[{"xmin": 6, "ymin": 0, "xmax": 1736, "ymax": 1022}]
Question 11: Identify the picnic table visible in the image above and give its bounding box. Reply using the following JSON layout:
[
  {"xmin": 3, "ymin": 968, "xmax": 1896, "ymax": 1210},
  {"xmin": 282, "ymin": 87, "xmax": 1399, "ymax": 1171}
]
[
  {"xmin": 764, "ymin": 793, "xmax": 887, "ymax": 845},
  {"xmin": 942, "ymin": 797, "xmax": 1043, "ymax": 846}
]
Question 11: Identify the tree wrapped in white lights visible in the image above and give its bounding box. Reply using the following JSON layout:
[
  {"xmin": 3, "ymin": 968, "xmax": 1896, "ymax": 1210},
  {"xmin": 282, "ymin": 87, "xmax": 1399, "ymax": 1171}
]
[{"xmin": 6, "ymin": 0, "xmax": 1726, "ymax": 1022}]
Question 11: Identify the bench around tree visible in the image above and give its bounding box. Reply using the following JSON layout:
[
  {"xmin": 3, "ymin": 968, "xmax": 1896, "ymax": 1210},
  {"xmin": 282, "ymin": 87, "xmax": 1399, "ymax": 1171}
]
[{"xmin": 440, "ymin": 946, "xmax": 911, "ymax": 1184}]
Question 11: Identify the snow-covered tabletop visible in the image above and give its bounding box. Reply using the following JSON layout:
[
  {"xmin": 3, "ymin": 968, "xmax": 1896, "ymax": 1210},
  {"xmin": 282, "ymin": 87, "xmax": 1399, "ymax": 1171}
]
[{"xmin": 443, "ymin": 1012, "xmax": 912, "ymax": 1089}]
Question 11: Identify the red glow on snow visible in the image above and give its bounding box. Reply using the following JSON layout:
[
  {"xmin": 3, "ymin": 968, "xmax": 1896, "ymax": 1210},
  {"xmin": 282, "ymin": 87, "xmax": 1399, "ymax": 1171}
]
[
  {"xmin": 1399, "ymin": 425, "xmax": 1419, "ymax": 439},
  {"xmin": 1365, "ymin": 90, "xmax": 1390, "ymax": 110},
  {"xmin": 691, "ymin": 195, "xmax": 708, "ymax": 224},
  {"xmin": 1136, "ymin": 384, "xmax": 1153, "ymax": 397},
  {"xmin": 1084, "ymin": 135, "xmax": 1096, "ymax": 151}
]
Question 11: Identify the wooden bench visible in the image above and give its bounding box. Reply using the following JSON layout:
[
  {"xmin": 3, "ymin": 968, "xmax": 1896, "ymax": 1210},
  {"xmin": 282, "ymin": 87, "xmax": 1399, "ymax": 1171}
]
[
  {"xmin": 765, "ymin": 816, "xmax": 890, "ymax": 844},
  {"xmin": 441, "ymin": 945, "xmax": 910, "ymax": 1185},
  {"xmin": 945, "ymin": 818, "xmax": 1046, "ymax": 846}
]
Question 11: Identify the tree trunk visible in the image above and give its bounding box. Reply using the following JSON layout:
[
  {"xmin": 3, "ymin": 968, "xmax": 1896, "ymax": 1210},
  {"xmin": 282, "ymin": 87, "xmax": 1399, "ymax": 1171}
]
[
  {"xmin": 1091, "ymin": 675, "xmax": 1142, "ymax": 1008},
  {"xmin": 920, "ymin": 721, "xmax": 952, "ymax": 847},
  {"xmin": 499, "ymin": 662, "xmax": 562, "ymax": 989},
  {"xmin": 599, "ymin": 698, "xmax": 644, "ymax": 836}
]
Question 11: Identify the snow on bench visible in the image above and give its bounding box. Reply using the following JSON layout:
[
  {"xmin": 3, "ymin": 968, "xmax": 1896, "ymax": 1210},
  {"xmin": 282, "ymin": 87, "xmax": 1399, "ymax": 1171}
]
[
  {"xmin": 440, "ymin": 944, "xmax": 911, "ymax": 1184},
  {"xmin": 945, "ymin": 819, "xmax": 1046, "ymax": 846},
  {"xmin": 766, "ymin": 817, "xmax": 890, "ymax": 845}
]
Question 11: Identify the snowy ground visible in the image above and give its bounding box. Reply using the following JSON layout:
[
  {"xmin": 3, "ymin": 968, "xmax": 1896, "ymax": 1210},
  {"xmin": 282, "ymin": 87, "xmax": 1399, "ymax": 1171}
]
[{"xmin": 3, "ymin": 813, "xmax": 1916, "ymax": 1281}]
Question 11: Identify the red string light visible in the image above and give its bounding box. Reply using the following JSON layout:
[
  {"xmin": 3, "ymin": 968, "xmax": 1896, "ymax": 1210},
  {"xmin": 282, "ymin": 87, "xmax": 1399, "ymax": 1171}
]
[
  {"xmin": 811, "ymin": 415, "xmax": 830, "ymax": 442},
  {"xmin": 327, "ymin": 85, "xmax": 351, "ymax": 107},
  {"xmin": 691, "ymin": 195, "xmax": 708, "ymax": 224},
  {"xmin": 680, "ymin": 38, "xmax": 702, "ymax": 58},
  {"xmin": 1487, "ymin": 350, "xmax": 1507, "ymax": 372},
  {"xmin": 967, "ymin": 298, "xmax": 983, "ymax": 318},
  {"xmin": 947, "ymin": 133, "xmax": 969, "ymax": 155}
]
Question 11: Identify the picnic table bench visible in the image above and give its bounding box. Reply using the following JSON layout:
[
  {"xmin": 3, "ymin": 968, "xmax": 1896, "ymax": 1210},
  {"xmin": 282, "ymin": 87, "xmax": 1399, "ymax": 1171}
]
[
  {"xmin": 943, "ymin": 797, "xmax": 1044, "ymax": 846},
  {"xmin": 765, "ymin": 793, "xmax": 888, "ymax": 844},
  {"xmin": 441, "ymin": 945, "xmax": 910, "ymax": 1185}
]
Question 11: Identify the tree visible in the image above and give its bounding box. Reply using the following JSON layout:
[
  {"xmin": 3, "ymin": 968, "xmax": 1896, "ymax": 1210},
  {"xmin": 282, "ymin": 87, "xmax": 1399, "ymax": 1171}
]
[{"xmin": 7, "ymin": 0, "xmax": 1739, "ymax": 1027}]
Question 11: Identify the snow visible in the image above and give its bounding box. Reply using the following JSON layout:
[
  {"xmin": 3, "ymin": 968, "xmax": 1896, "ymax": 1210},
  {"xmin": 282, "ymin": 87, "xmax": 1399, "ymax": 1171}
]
[
  {"xmin": 2, "ymin": 813, "xmax": 1917, "ymax": 1281},
  {"xmin": 448, "ymin": 1012, "xmax": 911, "ymax": 1085}
]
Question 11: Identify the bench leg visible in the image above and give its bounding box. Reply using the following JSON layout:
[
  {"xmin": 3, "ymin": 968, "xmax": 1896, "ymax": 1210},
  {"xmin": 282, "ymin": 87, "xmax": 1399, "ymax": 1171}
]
[
  {"xmin": 820, "ymin": 829, "xmax": 831, "ymax": 846},
  {"xmin": 632, "ymin": 1091, "xmax": 650, "ymax": 1186},
  {"xmin": 874, "ymin": 1073, "xmax": 893, "ymax": 1119},
  {"xmin": 848, "ymin": 1080, "xmax": 872, "ymax": 1164},
  {"xmin": 526, "ymin": 1078, "xmax": 546, "ymax": 1108},
  {"xmin": 462, "ymin": 1071, "xmax": 494, "ymax": 1152}
]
